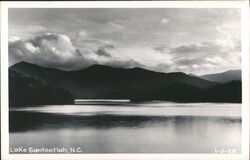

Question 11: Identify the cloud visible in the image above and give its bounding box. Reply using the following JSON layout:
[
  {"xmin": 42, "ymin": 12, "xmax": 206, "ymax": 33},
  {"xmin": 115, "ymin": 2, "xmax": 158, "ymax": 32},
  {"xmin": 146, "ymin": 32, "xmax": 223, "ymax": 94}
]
[
  {"xmin": 105, "ymin": 59, "xmax": 143, "ymax": 69},
  {"xmin": 76, "ymin": 30, "xmax": 88, "ymax": 41},
  {"xmin": 9, "ymin": 33, "xmax": 142, "ymax": 70},
  {"xmin": 9, "ymin": 36, "xmax": 21, "ymax": 43},
  {"xmin": 9, "ymin": 32, "xmax": 240, "ymax": 75},
  {"xmin": 109, "ymin": 22, "xmax": 124, "ymax": 29},
  {"xmin": 30, "ymin": 33, "xmax": 76, "ymax": 54},
  {"xmin": 9, "ymin": 33, "xmax": 83, "ymax": 70},
  {"xmin": 175, "ymin": 58, "xmax": 206, "ymax": 66},
  {"xmin": 161, "ymin": 18, "xmax": 170, "ymax": 24},
  {"xmin": 8, "ymin": 9, "xmax": 241, "ymax": 75},
  {"xmin": 9, "ymin": 24, "xmax": 47, "ymax": 39},
  {"xmin": 96, "ymin": 47, "xmax": 113, "ymax": 58},
  {"xmin": 215, "ymin": 21, "xmax": 240, "ymax": 50},
  {"xmin": 153, "ymin": 45, "xmax": 170, "ymax": 53},
  {"xmin": 95, "ymin": 44, "xmax": 118, "ymax": 58},
  {"xmin": 167, "ymin": 41, "xmax": 240, "ymax": 75},
  {"xmin": 170, "ymin": 42, "xmax": 220, "ymax": 55}
]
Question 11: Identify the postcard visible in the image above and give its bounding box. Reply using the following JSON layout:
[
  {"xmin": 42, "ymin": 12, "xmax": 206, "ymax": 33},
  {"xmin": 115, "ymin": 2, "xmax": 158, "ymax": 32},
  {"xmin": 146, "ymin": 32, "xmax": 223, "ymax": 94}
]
[{"xmin": 1, "ymin": 1, "xmax": 249, "ymax": 160}]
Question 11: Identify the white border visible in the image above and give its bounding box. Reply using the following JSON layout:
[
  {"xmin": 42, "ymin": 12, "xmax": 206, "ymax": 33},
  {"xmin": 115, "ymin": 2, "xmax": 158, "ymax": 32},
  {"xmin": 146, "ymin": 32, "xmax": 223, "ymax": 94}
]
[{"xmin": 1, "ymin": 1, "xmax": 249, "ymax": 160}]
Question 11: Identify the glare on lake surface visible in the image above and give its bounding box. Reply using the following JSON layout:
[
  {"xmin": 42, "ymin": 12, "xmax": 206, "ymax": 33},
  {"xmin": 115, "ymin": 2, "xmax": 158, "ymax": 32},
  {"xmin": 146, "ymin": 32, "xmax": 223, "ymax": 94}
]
[{"xmin": 9, "ymin": 102, "xmax": 241, "ymax": 153}]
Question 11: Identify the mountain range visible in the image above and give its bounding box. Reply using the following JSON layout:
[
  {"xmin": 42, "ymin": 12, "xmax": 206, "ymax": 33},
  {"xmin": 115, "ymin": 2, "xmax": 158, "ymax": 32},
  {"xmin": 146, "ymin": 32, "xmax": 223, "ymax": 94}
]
[
  {"xmin": 9, "ymin": 61, "xmax": 242, "ymax": 106},
  {"xmin": 200, "ymin": 70, "xmax": 241, "ymax": 83}
]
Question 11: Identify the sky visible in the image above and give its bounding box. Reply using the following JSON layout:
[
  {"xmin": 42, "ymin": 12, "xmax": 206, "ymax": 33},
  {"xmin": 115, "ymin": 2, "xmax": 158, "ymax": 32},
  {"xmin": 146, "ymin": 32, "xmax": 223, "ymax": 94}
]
[{"xmin": 8, "ymin": 8, "xmax": 241, "ymax": 75}]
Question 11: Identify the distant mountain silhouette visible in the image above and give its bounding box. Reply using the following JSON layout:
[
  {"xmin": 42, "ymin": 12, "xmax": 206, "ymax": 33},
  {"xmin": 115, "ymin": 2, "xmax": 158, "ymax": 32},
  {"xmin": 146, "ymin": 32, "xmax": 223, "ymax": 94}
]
[
  {"xmin": 9, "ymin": 61, "xmax": 241, "ymax": 106},
  {"xmin": 200, "ymin": 70, "xmax": 241, "ymax": 83}
]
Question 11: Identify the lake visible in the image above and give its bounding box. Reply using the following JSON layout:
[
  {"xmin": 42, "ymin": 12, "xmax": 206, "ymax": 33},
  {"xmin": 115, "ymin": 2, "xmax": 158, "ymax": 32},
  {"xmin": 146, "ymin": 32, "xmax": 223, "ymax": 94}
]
[{"xmin": 9, "ymin": 102, "xmax": 241, "ymax": 153}]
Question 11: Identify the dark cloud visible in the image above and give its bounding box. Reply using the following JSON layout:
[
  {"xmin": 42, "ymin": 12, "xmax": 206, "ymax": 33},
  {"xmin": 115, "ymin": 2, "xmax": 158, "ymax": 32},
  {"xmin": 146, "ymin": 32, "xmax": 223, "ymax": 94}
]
[
  {"xmin": 154, "ymin": 45, "xmax": 167, "ymax": 53},
  {"xmin": 96, "ymin": 48, "xmax": 112, "ymax": 58},
  {"xmin": 175, "ymin": 58, "xmax": 206, "ymax": 66},
  {"xmin": 153, "ymin": 63, "xmax": 172, "ymax": 73},
  {"xmin": 103, "ymin": 44, "xmax": 115, "ymax": 49},
  {"xmin": 169, "ymin": 42, "xmax": 220, "ymax": 55},
  {"xmin": 95, "ymin": 44, "xmax": 116, "ymax": 58}
]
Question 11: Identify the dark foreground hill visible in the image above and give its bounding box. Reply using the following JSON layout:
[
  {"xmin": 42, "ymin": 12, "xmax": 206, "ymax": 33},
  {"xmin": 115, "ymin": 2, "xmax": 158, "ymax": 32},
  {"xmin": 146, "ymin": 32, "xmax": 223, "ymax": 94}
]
[
  {"xmin": 9, "ymin": 69, "xmax": 75, "ymax": 106},
  {"xmin": 9, "ymin": 62, "xmax": 241, "ymax": 106}
]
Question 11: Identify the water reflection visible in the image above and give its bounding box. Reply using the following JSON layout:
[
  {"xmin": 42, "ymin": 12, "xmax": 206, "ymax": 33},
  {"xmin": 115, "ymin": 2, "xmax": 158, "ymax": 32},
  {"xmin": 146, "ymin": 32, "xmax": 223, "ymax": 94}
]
[
  {"xmin": 9, "ymin": 111, "xmax": 241, "ymax": 133},
  {"xmin": 9, "ymin": 103, "xmax": 241, "ymax": 153}
]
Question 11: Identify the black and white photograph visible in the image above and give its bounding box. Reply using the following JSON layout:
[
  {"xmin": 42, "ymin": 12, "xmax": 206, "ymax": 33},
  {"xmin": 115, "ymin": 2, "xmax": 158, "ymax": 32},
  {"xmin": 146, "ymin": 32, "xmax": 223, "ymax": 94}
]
[{"xmin": 1, "ymin": 1, "xmax": 249, "ymax": 160}]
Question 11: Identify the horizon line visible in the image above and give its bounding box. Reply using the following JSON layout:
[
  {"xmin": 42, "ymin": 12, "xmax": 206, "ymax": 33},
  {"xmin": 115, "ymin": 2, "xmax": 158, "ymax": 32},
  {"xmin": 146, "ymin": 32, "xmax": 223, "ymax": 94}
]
[{"xmin": 9, "ymin": 60, "xmax": 242, "ymax": 76}]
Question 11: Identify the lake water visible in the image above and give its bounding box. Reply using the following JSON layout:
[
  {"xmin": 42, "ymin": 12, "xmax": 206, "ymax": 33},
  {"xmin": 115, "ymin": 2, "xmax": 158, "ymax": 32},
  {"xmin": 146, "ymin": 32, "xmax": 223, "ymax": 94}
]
[{"xmin": 9, "ymin": 102, "xmax": 241, "ymax": 153}]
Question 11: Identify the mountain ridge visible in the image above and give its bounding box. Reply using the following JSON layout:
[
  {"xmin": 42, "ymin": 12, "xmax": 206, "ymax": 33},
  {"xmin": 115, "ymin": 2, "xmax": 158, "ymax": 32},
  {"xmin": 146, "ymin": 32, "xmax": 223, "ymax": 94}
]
[
  {"xmin": 9, "ymin": 61, "xmax": 241, "ymax": 106},
  {"xmin": 10, "ymin": 61, "xmax": 216, "ymax": 88},
  {"xmin": 200, "ymin": 70, "xmax": 241, "ymax": 83}
]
